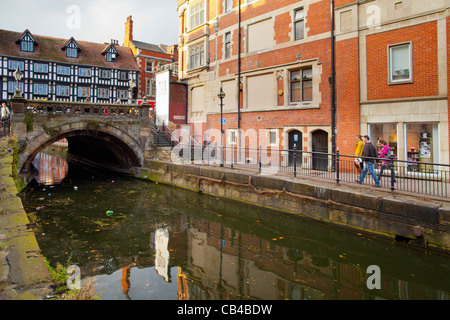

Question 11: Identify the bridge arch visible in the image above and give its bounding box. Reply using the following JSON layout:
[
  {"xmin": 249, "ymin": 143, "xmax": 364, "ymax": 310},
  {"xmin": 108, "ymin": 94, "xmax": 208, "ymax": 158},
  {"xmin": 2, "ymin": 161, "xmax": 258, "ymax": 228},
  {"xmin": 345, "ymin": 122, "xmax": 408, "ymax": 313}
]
[{"xmin": 19, "ymin": 120, "xmax": 145, "ymax": 175}]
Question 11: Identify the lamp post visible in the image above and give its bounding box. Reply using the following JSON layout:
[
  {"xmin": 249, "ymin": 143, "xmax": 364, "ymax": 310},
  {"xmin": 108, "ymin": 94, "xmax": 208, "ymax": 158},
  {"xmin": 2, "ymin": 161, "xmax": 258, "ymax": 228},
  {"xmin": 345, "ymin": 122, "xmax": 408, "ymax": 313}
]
[
  {"xmin": 218, "ymin": 87, "xmax": 226, "ymax": 167},
  {"xmin": 13, "ymin": 66, "xmax": 24, "ymax": 99}
]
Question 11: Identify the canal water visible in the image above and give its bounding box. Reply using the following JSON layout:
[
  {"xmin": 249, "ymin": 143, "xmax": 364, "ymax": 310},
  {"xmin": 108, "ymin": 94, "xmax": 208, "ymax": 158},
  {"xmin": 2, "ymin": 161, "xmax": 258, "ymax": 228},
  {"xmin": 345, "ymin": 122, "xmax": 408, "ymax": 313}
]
[{"xmin": 20, "ymin": 150, "xmax": 450, "ymax": 300}]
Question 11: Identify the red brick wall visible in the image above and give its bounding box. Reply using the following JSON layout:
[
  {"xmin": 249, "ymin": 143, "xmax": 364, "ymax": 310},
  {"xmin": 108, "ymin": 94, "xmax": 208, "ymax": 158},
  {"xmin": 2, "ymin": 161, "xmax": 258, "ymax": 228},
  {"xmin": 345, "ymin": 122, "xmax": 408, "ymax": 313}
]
[
  {"xmin": 366, "ymin": 21, "xmax": 439, "ymax": 100},
  {"xmin": 336, "ymin": 37, "xmax": 360, "ymax": 156}
]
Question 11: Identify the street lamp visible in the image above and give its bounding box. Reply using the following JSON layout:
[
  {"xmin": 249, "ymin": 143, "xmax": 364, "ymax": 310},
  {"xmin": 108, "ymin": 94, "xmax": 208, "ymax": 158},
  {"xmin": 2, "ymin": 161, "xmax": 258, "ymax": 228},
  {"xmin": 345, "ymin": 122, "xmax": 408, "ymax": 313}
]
[
  {"xmin": 218, "ymin": 87, "xmax": 226, "ymax": 167},
  {"xmin": 13, "ymin": 66, "xmax": 24, "ymax": 99}
]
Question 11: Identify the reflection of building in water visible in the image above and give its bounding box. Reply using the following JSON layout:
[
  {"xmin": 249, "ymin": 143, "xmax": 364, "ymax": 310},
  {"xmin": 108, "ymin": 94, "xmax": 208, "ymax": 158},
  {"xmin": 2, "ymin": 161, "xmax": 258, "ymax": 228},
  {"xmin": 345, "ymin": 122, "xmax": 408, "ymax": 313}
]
[
  {"xmin": 32, "ymin": 139, "xmax": 68, "ymax": 185},
  {"xmin": 155, "ymin": 228, "xmax": 171, "ymax": 283},
  {"xmin": 174, "ymin": 217, "xmax": 449, "ymax": 300}
]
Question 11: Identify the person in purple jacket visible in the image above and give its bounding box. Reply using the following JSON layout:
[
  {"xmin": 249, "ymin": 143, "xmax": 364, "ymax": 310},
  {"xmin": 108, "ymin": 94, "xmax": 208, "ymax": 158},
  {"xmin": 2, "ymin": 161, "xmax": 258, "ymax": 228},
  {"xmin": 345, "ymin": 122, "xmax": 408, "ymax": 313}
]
[{"xmin": 377, "ymin": 139, "xmax": 396, "ymax": 183}]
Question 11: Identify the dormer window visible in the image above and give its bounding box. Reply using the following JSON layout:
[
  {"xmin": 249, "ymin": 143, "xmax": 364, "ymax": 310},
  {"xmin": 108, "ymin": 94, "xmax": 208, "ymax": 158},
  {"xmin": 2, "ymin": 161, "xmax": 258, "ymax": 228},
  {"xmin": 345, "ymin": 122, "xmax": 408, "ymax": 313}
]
[
  {"xmin": 62, "ymin": 37, "xmax": 81, "ymax": 59},
  {"xmin": 102, "ymin": 42, "xmax": 119, "ymax": 63},
  {"xmin": 16, "ymin": 30, "xmax": 37, "ymax": 53}
]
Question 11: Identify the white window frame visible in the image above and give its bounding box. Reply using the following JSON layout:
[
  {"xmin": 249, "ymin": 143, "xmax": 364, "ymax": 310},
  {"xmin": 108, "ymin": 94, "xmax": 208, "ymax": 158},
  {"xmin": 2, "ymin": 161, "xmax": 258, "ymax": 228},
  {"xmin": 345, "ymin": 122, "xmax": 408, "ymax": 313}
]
[
  {"xmin": 189, "ymin": 0, "xmax": 206, "ymax": 30},
  {"xmin": 388, "ymin": 42, "xmax": 413, "ymax": 84},
  {"xmin": 267, "ymin": 129, "xmax": 278, "ymax": 146},
  {"xmin": 225, "ymin": 0, "xmax": 233, "ymax": 13},
  {"xmin": 188, "ymin": 41, "xmax": 206, "ymax": 70},
  {"xmin": 224, "ymin": 32, "xmax": 232, "ymax": 59},
  {"xmin": 294, "ymin": 8, "xmax": 305, "ymax": 41}
]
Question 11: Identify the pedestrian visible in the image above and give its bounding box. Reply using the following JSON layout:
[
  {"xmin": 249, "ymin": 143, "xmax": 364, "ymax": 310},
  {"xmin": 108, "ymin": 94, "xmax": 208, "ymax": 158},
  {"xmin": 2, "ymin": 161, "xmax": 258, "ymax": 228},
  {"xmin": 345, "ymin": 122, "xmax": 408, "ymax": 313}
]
[
  {"xmin": 377, "ymin": 139, "xmax": 396, "ymax": 183},
  {"xmin": 354, "ymin": 135, "xmax": 364, "ymax": 174},
  {"xmin": 1, "ymin": 102, "xmax": 10, "ymax": 119},
  {"xmin": 356, "ymin": 135, "xmax": 381, "ymax": 187}
]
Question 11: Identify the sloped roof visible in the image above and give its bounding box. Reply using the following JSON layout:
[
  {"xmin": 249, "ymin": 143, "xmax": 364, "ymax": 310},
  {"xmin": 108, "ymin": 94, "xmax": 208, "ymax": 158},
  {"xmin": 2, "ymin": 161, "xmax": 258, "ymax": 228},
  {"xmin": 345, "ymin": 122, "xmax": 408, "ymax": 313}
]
[
  {"xmin": 131, "ymin": 40, "xmax": 168, "ymax": 55},
  {"xmin": 0, "ymin": 29, "xmax": 139, "ymax": 70}
]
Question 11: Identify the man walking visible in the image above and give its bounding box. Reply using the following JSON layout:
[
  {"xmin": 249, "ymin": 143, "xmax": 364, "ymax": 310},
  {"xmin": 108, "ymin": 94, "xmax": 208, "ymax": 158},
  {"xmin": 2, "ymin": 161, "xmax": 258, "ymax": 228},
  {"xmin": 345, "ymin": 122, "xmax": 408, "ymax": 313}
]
[{"xmin": 356, "ymin": 135, "xmax": 381, "ymax": 187}]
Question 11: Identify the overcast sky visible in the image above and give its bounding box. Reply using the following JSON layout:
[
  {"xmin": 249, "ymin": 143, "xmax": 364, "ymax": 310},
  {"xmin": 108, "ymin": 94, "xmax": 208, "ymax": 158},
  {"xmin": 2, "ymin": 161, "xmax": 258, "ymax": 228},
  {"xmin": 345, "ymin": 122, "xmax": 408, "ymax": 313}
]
[{"xmin": 0, "ymin": 0, "xmax": 179, "ymax": 46}]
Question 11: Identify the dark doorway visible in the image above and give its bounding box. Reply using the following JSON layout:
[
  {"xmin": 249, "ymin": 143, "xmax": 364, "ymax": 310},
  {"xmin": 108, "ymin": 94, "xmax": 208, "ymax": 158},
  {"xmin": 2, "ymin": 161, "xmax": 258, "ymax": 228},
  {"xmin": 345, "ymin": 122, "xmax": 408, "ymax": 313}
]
[
  {"xmin": 312, "ymin": 130, "xmax": 328, "ymax": 171},
  {"xmin": 288, "ymin": 130, "xmax": 302, "ymax": 167}
]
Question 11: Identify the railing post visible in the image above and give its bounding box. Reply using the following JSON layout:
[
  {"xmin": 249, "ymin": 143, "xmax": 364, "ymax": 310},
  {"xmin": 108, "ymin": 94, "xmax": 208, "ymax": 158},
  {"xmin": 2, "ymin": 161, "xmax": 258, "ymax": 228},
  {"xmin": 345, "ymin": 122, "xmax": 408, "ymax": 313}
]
[
  {"xmin": 220, "ymin": 145, "xmax": 224, "ymax": 167},
  {"xmin": 336, "ymin": 147, "xmax": 340, "ymax": 184},
  {"xmin": 231, "ymin": 144, "xmax": 234, "ymax": 169},
  {"xmin": 390, "ymin": 153, "xmax": 395, "ymax": 192},
  {"xmin": 259, "ymin": 144, "xmax": 262, "ymax": 173},
  {"xmin": 293, "ymin": 144, "xmax": 297, "ymax": 178}
]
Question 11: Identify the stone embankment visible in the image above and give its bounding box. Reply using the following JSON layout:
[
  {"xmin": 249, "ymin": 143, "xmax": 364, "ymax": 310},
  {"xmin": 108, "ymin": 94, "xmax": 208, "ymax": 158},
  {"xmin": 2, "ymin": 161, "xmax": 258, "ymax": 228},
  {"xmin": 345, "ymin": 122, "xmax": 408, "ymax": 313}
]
[
  {"xmin": 0, "ymin": 137, "xmax": 53, "ymax": 300},
  {"xmin": 138, "ymin": 160, "xmax": 450, "ymax": 253}
]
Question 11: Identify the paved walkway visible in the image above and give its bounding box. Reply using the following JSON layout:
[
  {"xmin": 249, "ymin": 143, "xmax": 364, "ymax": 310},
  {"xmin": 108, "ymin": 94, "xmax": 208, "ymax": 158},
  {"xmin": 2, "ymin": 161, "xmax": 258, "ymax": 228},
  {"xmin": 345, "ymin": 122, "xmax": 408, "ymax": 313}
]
[{"xmin": 0, "ymin": 137, "xmax": 53, "ymax": 300}]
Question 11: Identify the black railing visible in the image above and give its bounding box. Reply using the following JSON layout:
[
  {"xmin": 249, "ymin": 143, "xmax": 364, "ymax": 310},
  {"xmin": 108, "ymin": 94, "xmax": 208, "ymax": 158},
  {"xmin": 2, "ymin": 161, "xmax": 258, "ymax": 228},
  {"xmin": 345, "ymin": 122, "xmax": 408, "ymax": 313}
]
[
  {"xmin": 0, "ymin": 116, "xmax": 11, "ymax": 138},
  {"xmin": 171, "ymin": 144, "xmax": 450, "ymax": 198}
]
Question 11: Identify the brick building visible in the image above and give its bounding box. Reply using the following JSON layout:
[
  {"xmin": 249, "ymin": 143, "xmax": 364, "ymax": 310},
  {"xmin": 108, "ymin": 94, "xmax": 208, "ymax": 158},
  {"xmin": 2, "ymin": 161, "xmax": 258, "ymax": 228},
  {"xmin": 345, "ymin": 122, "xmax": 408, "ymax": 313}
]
[
  {"xmin": 176, "ymin": 0, "xmax": 449, "ymax": 166},
  {"xmin": 123, "ymin": 15, "xmax": 179, "ymax": 108},
  {"xmin": 177, "ymin": 0, "xmax": 338, "ymax": 168},
  {"xmin": 335, "ymin": 0, "xmax": 448, "ymax": 166},
  {"xmin": 0, "ymin": 29, "xmax": 139, "ymax": 104}
]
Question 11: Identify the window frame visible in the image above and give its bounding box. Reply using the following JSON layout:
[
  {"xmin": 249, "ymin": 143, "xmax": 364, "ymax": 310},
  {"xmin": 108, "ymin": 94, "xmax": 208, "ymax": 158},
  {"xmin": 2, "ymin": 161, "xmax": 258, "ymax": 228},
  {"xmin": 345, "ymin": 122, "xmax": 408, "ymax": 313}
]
[
  {"xmin": 294, "ymin": 8, "xmax": 305, "ymax": 41},
  {"xmin": 189, "ymin": 0, "xmax": 206, "ymax": 30},
  {"xmin": 224, "ymin": 32, "xmax": 232, "ymax": 59},
  {"xmin": 388, "ymin": 42, "xmax": 413, "ymax": 85},
  {"xmin": 289, "ymin": 67, "xmax": 313, "ymax": 104},
  {"xmin": 188, "ymin": 41, "xmax": 206, "ymax": 70}
]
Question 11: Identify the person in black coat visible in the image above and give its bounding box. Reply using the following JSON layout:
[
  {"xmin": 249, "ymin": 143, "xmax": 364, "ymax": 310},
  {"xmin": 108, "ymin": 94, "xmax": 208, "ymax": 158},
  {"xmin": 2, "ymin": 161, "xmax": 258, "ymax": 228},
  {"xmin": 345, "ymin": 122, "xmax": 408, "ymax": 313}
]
[{"xmin": 356, "ymin": 135, "xmax": 381, "ymax": 187}]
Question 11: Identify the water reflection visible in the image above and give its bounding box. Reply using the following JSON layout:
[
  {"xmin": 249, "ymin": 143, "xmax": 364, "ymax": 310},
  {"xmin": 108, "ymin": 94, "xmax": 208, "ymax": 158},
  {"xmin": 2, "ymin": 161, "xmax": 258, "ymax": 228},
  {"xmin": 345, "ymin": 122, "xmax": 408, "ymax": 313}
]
[
  {"xmin": 31, "ymin": 139, "xmax": 68, "ymax": 185},
  {"xmin": 20, "ymin": 159, "xmax": 450, "ymax": 300}
]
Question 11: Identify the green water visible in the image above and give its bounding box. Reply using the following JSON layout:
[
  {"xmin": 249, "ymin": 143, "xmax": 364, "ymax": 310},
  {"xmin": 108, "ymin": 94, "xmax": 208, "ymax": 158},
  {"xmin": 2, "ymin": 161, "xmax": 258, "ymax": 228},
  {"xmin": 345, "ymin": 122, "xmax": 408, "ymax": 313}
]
[{"xmin": 20, "ymin": 159, "xmax": 450, "ymax": 300}]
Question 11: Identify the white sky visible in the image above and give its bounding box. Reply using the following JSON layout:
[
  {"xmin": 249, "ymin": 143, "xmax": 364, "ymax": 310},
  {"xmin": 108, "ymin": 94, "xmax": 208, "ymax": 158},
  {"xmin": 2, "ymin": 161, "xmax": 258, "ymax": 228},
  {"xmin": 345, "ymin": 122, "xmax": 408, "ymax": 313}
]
[{"xmin": 0, "ymin": 0, "xmax": 179, "ymax": 46}]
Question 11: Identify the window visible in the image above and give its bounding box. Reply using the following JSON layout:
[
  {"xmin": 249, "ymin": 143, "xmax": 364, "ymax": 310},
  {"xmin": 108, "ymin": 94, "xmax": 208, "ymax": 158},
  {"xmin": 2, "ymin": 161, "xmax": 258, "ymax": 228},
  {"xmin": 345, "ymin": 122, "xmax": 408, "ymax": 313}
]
[
  {"xmin": 224, "ymin": 32, "xmax": 231, "ymax": 59},
  {"xmin": 98, "ymin": 88, "xmax": 110, "ymax": 99},
  {"xmin": 66, "ymin": 47, "xmax": 78, "ymax": 58},
  {"xmin": 106, "ymin": 52, "xmax": 116, "ymax": 62},
  {"xmin": 389, "ymin": 43, "xmax": 412, "ymax": 83},
  {"xmin": 290, "ymin": 68, "xmax": 313, "ymax": 103},
  {"xmin": 268, "ymin": 130, "xmax": 277, "ymax": 146},
  {"xmin": 57, "ymin": 66, "xmax": 71, "ymax": 76},
  {"xmin": 78, "ymin": 68, "xmax": 92, "ymax": 77},
  {"xmin": 294, "ymin": 9, "xmax": 305, "ymax": 41},
  {"xmin": 146, "ymin": 79, "xmax": 155, "ymax": 97},
  {"xmin": 146, "ymin": 60, "xmax": 155, "ymax": 73},
  {"xmin": 34, "ymin": 63, "xmax": 49, "ymax": 73},
  {"xmin": 8, "ymin": 60, "xmax": 25, "ymax": 71},
  {"xmin": 8, "ymin": 81, "xmax": 24, "ymax": 93},
  {"xmin": 190, "ymin": 1, "xmax": 205, "ymax": 29},
  {"xmin": 21, "ymin": 40, "xmax": 34, "ymax": 52},
  {"xmin": 118, "ymin": 71, "xmax": 128, "ymax": 81},
  {"xmin": 33, "ymin": 83, "xmax": 48, "ymax": 96},
  {"xmin": 118, "ymin": 90, "xmax": 128, "ymax": 100},
  {"xmin": 189, "ymin": 42, "xmax": 205, "ymax": 69},
  {"xmin": 228, "ymin": 129, "xmax": 237, "ymax": 145},
  {"xmin": 225, "ymin": 0, "xmax": 233, "ymax": 13},
  {"xmin": 78, "ymin": 86, "xmax": 90, "ymax": 97},
  {"xmin": 56, "ymin": 85, "xmax": 70, "ymax": 97},
  {"xmin": 100, "ymin": 69, "xmax": 111, "ymax": 79}
]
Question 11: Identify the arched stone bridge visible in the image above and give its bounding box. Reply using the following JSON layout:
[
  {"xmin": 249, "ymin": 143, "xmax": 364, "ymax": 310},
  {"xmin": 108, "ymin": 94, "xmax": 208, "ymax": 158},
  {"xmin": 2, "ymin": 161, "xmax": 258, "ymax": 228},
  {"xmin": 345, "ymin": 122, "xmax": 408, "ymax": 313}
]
[{"xmin": 10, "ymin": 97, "xmax": 155, "ymax": 178}]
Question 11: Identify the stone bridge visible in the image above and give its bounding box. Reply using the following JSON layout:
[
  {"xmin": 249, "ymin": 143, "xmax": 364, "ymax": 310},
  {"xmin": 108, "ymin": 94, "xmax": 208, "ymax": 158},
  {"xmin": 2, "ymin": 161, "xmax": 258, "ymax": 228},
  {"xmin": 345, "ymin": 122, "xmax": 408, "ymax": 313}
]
[{"xmin": 10, "ymin": 97, "xmax": 155, "ymax": 178}]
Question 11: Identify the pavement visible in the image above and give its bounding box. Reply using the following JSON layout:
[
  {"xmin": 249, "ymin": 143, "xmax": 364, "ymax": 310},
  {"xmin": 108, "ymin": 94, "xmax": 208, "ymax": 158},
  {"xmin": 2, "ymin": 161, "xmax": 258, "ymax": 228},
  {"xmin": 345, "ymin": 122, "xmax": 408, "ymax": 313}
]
[{"xmin": 0, "ymin": 136, "xmax": 53, "ymax": 300}]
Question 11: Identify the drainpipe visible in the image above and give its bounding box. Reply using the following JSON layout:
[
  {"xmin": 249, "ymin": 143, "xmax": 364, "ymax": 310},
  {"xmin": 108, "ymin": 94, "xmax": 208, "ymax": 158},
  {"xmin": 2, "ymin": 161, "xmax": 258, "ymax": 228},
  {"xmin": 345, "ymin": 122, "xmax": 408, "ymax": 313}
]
[
  {"xmin": 238, "ymin": 0, "xmax": 242, "ymax": 161},
  {"xmin": 330, "ymin": 0, "xmax": 337, "ymax": 163}
]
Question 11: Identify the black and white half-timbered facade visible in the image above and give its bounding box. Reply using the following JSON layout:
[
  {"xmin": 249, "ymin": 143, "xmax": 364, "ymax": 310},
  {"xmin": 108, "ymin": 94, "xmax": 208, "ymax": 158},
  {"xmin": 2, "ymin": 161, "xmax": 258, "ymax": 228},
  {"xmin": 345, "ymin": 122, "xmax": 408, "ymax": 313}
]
[{"xmin": 0, "ymin": 29, "xmax": 139, "ymax": 104}]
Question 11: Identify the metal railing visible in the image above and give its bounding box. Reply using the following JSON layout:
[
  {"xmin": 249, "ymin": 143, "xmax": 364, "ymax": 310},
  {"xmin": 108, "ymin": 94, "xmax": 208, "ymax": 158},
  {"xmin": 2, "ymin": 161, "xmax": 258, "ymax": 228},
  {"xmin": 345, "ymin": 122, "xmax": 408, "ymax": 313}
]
[{"xmin": 171, "ymin": 144, "xmax": 450, "ymax": 198}]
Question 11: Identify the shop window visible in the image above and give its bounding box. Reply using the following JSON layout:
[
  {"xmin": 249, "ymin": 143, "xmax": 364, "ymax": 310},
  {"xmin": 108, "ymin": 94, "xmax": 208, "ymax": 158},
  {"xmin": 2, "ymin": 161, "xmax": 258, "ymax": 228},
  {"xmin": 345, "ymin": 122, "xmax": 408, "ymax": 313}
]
[
  {"xmin": 405, "ymin": 123, "xmax": 438, "ymax": 173},
  {"xmin": 368, "ymin": 123, "xmax": 398, "ymax": 158},
  {"xmin": 389, "ymin": 43, "xmax": 412, "ymax": 83}
]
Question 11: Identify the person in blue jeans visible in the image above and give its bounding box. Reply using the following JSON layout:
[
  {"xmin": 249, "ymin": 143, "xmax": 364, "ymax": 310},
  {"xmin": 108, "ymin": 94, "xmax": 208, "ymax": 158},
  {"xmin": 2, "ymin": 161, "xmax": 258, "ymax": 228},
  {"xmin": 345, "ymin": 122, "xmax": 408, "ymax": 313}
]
[{"xmin": 356, "ymin": 135, "xmax": 381, "ymax": 187}]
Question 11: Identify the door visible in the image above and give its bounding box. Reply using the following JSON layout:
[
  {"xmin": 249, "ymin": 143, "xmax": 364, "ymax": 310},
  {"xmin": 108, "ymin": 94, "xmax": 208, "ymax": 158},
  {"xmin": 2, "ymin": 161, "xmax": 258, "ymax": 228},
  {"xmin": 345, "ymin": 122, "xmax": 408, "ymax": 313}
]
[
  {"xmin": 288, "ymin": 130, "xmax": 302, "ymax": 167},
  {"xmin": 312, "ymin": 130, "xmax": 328, "ymax": 171}
]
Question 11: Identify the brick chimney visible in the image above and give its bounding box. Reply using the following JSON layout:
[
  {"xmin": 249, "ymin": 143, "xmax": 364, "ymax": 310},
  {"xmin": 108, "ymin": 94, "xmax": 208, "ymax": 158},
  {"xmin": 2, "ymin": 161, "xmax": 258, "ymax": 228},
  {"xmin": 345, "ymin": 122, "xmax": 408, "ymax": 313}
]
[{"xmin": 124, "ymin": 15, "xmax": 133, "ymax": 47}]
